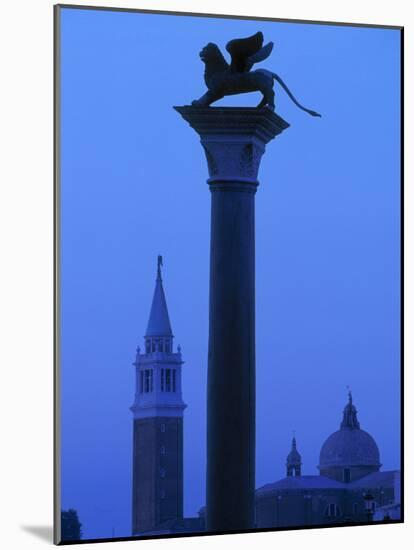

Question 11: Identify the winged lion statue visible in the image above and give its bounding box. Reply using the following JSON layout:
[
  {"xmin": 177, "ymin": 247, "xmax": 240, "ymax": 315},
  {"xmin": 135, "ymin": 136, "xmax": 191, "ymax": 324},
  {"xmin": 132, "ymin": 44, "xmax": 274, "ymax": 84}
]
[{"xmin": 192, "ymin": 31, "xmax": 321, "ymax": 117}]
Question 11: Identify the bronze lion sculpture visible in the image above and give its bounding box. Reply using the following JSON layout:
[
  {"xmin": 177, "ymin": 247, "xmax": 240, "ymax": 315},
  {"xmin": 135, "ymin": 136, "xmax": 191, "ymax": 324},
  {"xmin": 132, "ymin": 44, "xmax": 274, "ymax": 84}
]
[{"xmin": 192, "ymin": 32, "xmax": 321, "ymax": 117}]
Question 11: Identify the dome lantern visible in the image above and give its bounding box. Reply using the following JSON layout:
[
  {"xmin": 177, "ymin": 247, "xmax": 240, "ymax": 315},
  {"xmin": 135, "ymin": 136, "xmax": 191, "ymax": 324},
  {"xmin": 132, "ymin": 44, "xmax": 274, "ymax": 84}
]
[{"xmin": 340, "ymin": 390, "xmax": 360, "ymax": 430}]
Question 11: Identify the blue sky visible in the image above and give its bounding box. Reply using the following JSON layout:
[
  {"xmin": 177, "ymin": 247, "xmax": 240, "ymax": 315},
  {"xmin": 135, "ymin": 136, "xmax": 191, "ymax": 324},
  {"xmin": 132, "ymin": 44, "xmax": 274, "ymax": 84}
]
[{"xmin": 59, "ymin": 7, "xmax": 401, "ymax": 540}]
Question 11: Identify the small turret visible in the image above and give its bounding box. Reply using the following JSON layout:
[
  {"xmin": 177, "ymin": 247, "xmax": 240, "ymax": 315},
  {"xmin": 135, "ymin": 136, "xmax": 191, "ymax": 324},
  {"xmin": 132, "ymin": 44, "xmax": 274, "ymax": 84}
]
[{"xmin": 286, "ymin": 435, "xmax": 302, "ymax": 477}]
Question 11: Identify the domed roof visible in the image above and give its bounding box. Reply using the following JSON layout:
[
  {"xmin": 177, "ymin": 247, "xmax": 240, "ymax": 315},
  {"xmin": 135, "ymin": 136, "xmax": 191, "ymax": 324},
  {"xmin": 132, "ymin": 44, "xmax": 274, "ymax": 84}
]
[
  {"xmin": 319, "ymin": 428, "xmax": 380, "ymax": 468},
  {"xmin": 318, "ymin": 392, "xmax": 381, "ymax": 470}
]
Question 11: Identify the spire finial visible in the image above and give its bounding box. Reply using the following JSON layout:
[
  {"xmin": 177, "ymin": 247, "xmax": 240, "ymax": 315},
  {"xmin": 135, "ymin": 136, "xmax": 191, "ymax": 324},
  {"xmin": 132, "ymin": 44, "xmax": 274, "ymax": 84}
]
[
  {"xmin": 157, "ymin": 255, "xmax": 163, "ymax": 280},
  {"xmin": 346, "ymin": 385, "xmax": 352, "ymax": 404}
]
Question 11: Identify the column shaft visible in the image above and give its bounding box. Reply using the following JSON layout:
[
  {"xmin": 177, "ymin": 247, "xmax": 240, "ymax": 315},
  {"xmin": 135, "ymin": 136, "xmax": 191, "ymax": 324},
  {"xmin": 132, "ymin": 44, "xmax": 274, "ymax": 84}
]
[
  {"xmin": 174, "ymin": 106, "xmax": 289, "ymax": 533},
  {"xmin": 207, "ymin": 182, "xmax": 256, "ymax": 531}
]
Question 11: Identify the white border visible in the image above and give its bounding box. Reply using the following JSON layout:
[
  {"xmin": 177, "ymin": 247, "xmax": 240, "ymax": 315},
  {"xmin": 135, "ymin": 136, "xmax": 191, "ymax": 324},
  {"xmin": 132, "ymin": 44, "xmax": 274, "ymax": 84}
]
[{"xmin": 1, "ymin": 1, "xmax": 410, "ymax": 549}]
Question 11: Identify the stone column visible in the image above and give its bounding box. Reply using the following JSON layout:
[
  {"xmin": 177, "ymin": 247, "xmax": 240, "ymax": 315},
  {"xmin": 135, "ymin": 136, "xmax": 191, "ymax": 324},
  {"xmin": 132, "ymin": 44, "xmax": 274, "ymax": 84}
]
[{"xmin": 175, "ymin": 106, "xmax": 289, "ymax": 532}]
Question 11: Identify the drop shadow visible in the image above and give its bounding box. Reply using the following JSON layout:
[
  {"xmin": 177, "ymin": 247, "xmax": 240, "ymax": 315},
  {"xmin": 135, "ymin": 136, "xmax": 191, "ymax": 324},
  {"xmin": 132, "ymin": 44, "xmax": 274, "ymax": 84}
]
[{"xmin": 21, "ymin": 525, "xmax": 53, "ymax": 543}]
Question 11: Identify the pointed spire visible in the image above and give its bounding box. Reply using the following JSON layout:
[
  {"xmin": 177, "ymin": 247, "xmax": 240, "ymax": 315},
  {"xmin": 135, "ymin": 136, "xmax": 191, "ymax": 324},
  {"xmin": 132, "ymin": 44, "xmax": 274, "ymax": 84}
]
[
  {"xmin": 340, "ymin": 388, "xmax": 360, "ymax": 429},
  {"xmin": 145, "ymin": 256, "xmax": 173, "ymax": 337}
]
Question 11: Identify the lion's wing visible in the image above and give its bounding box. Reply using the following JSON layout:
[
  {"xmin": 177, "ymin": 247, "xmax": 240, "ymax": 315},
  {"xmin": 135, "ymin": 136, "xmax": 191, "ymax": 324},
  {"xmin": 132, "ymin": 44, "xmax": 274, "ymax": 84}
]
[
  {"xmin": 226, "ymin": 31, "xmax": 265, "ymax": 72},
  {"xmin": 245, "ymin": 41, "xmax": 274, "ymax": 71}
]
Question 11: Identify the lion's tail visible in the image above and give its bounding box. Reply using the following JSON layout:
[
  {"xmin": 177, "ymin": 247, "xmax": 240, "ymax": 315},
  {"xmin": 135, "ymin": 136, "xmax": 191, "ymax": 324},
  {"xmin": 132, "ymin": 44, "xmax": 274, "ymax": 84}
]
[{"xmin": 270, "ymin": 71, "xmax": 321, "ymax": 117}]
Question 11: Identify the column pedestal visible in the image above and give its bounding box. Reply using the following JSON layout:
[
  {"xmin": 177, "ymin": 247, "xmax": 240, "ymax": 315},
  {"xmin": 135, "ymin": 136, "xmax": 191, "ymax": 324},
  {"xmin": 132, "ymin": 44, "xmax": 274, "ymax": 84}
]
[{"xmin": 175, "ymin": 106, "xmax": 289, "ymax": 532}]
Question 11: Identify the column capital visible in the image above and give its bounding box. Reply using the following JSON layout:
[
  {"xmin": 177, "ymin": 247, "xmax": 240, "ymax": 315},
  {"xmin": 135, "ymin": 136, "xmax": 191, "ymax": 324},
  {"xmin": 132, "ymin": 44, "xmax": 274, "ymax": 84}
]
[{"xmin": 174, "ymin": 106, "xmax": 289, "ymax": 188}]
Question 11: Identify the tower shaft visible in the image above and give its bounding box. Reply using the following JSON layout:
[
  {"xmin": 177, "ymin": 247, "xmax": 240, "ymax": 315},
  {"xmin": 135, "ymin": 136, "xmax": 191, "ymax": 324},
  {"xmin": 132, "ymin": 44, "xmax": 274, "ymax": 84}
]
[{"xmin": 132, "ymin": 416, "xmax": 183, "ymax": 533}]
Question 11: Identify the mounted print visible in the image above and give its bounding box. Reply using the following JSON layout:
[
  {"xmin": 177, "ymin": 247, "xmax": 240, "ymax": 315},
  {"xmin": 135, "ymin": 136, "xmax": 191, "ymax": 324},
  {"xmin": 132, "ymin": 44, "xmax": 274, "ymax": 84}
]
[{"xmin": 54, "ymin": 4, "xmax": 403, "ymax": 544}]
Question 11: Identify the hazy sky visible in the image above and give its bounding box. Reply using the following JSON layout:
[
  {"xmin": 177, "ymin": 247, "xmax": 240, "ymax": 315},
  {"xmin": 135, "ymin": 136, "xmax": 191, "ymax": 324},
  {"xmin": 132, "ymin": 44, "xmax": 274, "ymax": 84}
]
[{"xmin": 59, "ymin": 6, "xmax": 401, "ymax": 540}]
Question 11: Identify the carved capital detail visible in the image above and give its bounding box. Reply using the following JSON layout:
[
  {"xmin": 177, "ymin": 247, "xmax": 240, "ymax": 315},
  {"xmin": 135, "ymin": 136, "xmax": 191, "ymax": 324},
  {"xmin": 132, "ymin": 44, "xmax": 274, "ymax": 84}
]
[
  {"xmin": 174, "ymin": 106, "xmax": 289, "ymax": 188},
  {"xmin": 201, "ymin": 139, "xmax": 265, "ymax": 184}
]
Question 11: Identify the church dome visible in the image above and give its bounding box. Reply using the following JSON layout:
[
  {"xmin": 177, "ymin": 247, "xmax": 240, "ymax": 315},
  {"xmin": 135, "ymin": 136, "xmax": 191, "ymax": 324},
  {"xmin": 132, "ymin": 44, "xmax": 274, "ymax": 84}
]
[
  {"xmin": 319, "ymin": 427, "xmax": 380, "ymax": 469},
  {"xmin": 318, "ymin": 392, "xmax": 381, "ymax": 477}
]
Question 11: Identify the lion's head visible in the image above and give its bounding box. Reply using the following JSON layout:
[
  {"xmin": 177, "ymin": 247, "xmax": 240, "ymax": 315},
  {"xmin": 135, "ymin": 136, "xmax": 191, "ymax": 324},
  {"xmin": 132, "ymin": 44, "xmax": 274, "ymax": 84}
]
[{"xmin": 199, "ymin": 43, "xmax": 223, "ymax": 63}]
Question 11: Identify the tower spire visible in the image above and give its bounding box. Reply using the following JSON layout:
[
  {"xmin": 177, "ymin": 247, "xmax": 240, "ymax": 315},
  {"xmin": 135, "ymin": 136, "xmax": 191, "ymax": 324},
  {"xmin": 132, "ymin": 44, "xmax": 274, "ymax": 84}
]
[{"xmin": 145, "ymin": 256, "xmax": 173, "ymax": 338}]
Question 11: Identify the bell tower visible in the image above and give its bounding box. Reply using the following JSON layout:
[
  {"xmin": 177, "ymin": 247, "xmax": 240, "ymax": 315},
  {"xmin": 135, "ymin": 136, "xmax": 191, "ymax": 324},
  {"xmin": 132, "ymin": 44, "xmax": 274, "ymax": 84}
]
[{"xmin": 131, "ymin": 257, "xmax": 186, "ymax": 535}]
